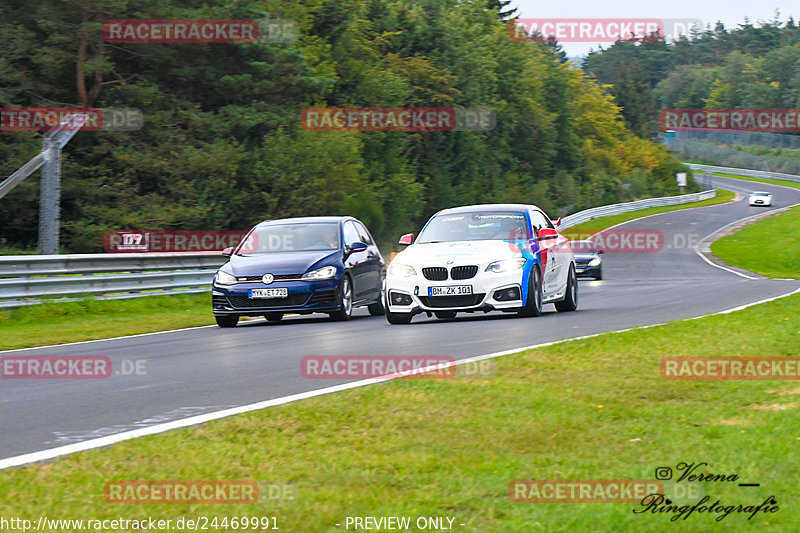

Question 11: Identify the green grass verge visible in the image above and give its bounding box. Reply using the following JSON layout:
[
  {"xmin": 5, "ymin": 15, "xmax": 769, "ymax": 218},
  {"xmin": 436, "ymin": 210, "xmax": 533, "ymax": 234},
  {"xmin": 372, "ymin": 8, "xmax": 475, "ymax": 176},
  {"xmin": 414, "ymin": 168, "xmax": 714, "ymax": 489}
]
[
  {"xmin": 711, "ymin": 206, "xmax": 800, "ymax": 279},
  {"xmin": 562, "ymin": 188, "xmax": 736, "ymax": 239},
  {"xmin": 0, "ymin": 293, "xmax": 213, "ymax": 350},
  {"xmin": 713, "ymin": 172, "xmax": 800, "ymax": 191},
  {"xmin": 2, "ymin": 293, "xmax": 798, "ymax": 532},
  {"xmin": 707, "ymin": 144, "xmax": 800, "ymax": 160}
]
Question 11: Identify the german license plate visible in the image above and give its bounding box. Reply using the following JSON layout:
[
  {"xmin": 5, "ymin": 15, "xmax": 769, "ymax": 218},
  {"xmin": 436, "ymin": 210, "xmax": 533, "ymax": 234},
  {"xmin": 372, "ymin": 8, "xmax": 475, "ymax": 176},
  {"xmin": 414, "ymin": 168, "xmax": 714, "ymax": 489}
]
[
  {"xmin": 428, "ymin": 285, "xmax": 472, "ymax": 297},
  {"xmin": 249, "ymin": 288, "xmax": 288, "ymax": 299}
]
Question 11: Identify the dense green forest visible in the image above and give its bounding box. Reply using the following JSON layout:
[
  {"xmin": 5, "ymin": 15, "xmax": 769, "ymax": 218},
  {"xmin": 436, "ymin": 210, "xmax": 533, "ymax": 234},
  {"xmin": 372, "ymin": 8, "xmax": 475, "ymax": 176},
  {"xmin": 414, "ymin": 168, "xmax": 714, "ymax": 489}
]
[
  {"xmin": 582, "ymin": 15, "xmax": 800, "ymax": 140},
  {"xmin": 0, "ymin": 0, "xmax": 688, "ymax": 253}
]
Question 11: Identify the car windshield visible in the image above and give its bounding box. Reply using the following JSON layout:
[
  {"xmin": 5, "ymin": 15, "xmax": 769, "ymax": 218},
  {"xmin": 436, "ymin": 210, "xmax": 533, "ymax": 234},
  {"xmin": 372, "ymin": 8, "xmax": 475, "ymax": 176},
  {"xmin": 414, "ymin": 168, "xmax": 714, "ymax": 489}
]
[
  {"xmin": 238, "ymin": 223, "xmax": 340, "ymax": 253},
  {"xmin": 417, "ymin": 211, "xmax": 530, "ymax": 243},
  {"xmin": 570, "ymin": 241, "xmax": 597, "ymax": 253},
  {"xmin": 752, "ymin": 192, "xmax": 770, "ymax": 196}
]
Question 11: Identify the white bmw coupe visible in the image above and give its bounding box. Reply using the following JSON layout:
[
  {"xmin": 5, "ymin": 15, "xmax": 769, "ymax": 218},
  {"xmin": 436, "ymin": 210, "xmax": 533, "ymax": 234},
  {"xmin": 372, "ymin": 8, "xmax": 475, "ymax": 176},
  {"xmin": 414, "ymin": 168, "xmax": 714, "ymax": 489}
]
[{"xmin": 384, "ymin": 204, "xmax": 578, "ymax": 324}]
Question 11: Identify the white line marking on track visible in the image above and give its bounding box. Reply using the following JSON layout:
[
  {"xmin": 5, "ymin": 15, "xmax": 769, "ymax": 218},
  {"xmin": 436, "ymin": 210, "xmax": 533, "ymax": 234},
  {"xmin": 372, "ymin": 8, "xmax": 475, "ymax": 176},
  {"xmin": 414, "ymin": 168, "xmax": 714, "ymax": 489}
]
[{"xmin": 2, "ymin": 287, "xmax": 799, "ymax": 471}]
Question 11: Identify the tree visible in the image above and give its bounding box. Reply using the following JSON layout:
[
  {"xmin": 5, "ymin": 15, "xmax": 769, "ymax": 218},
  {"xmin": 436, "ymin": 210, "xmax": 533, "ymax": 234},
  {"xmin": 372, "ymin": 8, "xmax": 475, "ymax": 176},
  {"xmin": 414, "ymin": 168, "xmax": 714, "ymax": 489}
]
[
  {"xmin": 0, "ymin": 0, "xmax": 690, "ymax": 252},
  {"xmin": 486, "ymin": 0, "xmax": 517, "ymax": 22},
  {"xmin": 613, "ymin": 64, "xmax": 657, "ymax": 139}
]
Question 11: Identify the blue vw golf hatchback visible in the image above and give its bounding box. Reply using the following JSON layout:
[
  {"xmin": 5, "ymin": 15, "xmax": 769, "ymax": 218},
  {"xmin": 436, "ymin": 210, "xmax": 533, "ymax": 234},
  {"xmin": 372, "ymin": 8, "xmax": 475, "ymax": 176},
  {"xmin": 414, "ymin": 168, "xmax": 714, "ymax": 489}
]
[{"xmin": 212, "ymin": 217, "xmax": 385, "ymax": 327}]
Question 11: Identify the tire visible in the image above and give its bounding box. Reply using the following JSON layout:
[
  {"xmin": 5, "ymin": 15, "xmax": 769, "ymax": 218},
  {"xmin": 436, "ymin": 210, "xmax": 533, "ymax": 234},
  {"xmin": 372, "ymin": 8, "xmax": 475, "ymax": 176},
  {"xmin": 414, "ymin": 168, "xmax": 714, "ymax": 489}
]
[
  {"xmin": 518, "ymin": 266, "xmax": 543, "ymax": 317},
  {"xmin": 329, "ymin": 275, "xmax": 353, "ymax": 321},
  {"xmin": 434, "ymin": 311, "xmax": 456, "ymax": 319},
  {"xmin": 386, "ymin": 310, "xmax": 413, "ymax": 324},
  {"xmin": 264, "ymin": 312, "xmax": 283, "ymax": 322},
  {"xmin": 595, "ymin": 268, "xmax": 602, "ymax": 281},
  {"xmin": 368, "ymin": 273, "xmax": 386, "ymax": 316},
  {"xmin": 555, "ymin": 264, "xmax": 578, "ymax": 312},
  {"xmin": 215, "ymin": 315, "xmax": 239, "ymax": 328}
]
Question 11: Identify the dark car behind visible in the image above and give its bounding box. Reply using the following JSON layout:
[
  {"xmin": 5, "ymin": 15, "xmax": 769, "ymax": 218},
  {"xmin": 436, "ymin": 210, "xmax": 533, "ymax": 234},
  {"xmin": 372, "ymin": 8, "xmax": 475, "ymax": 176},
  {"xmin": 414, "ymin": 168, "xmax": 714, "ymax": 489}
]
[{"xmin": 571, "ymin": 240, "xmax": 603, "ymax": 280}]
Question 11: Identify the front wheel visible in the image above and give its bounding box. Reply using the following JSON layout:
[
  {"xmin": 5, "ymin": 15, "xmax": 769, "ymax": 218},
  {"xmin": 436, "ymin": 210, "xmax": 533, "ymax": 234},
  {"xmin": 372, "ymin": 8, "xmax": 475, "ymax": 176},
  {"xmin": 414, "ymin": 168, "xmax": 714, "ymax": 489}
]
[
  {"xmin": 215, "ymin": 315, "xmax": 239, "ymax": 328},
  {"xmin": 555, "ymin": 264, "xmax": 578, "ymax": 312},
  {"xmin": 368, "ymin": 274, "xmax": 386, "ymax": 316},
  {"xmin": 329, "ymin": 276, "xmax": 353, "ymax": 321},
  {"xmin": 518, "ymin": 266, "xmax": 542, "ymax": 317},
  {"xmin": 264, "ymin": 312, "xmax": 283, "ymax": 322}
]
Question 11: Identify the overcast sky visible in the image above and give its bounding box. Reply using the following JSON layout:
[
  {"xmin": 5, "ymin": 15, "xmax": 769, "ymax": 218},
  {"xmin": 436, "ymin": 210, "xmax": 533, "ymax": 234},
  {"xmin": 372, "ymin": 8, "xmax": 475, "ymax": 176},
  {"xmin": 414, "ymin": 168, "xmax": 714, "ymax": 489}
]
[{"xmin": 510, "ymin": 0, "xmax": 796, "ymax": 57}]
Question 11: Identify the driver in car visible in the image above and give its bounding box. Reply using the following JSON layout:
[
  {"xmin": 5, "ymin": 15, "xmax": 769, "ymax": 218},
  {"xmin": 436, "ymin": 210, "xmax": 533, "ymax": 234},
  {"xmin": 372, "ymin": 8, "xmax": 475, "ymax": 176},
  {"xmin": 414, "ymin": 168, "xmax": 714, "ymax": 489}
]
[{"xmin": 323, "ymin": 227, "xmax": 339, "ymax": 249}]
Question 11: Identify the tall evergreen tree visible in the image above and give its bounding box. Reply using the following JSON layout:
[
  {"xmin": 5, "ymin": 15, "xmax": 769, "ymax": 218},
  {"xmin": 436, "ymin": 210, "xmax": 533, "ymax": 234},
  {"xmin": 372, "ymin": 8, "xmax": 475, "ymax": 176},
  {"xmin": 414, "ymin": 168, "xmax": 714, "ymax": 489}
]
[
  {"xmin": 486, "ymin": 0, "xmax": 517, "ymax": 22},
  {"xmin": 613, "ymin": 63, "xmax": 658, "ymax": 140}
]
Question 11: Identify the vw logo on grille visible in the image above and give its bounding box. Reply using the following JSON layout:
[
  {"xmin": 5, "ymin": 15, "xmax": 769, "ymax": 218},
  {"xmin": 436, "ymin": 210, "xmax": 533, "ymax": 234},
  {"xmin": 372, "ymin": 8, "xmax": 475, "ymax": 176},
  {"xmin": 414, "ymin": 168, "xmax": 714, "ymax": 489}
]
[{"xmin": 262, "ymin": 273, "xmax": 274, "ymax": 285}]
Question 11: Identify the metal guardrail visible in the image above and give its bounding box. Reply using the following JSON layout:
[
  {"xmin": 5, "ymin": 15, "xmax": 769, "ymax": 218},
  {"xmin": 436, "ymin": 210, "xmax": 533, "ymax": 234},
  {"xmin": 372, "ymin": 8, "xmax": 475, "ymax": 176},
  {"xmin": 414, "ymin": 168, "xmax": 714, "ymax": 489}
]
[
  {"xmin": 0, "ymin": 252, "xmax": 226, "ymax": 277},
  {"xmin": 0, "ymin": 253, "xmax": 226, "ymax": 308},
  {"xmin": 685, "ymin": 164, "xmax": 800, "ymax": 184},
  {"xmin": 559, "ymin": 189, "xmax": 716, "ymax": 230}
]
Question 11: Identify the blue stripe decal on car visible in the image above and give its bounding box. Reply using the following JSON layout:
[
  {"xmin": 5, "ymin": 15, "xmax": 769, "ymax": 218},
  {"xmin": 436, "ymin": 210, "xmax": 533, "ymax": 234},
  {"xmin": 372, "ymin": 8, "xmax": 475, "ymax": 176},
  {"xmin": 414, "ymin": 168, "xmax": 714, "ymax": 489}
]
[{"xmin": 520, "ymin": 210, "xmax": 537, "ymax": 305}]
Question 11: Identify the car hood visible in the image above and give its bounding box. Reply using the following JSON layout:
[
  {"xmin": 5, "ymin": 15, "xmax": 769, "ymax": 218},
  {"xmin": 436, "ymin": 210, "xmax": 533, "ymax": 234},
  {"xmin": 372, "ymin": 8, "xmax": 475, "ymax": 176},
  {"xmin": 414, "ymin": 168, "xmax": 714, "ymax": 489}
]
[
  {"xmin": 225, "ymin": 250, "xmax": 340, "ymax": 276},
  {"xmin": 395, "ymin": 240, "xmax": 522, "ymax": 267}
]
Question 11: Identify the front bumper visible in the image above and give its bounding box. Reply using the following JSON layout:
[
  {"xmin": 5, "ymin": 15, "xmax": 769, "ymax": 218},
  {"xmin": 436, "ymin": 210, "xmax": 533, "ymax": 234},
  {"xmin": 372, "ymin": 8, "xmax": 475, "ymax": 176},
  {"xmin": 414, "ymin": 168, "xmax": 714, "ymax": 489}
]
[
  {"xmin": 575, "ymin": 264, "xmax": 601, "ymax": 278},
  {"xmin": 385, "ymin": 270, "xmax": 524, "ymax": 315},
  {"xmin": 212, "ymin": 279, "xmax": 341, "ymax": 316}
]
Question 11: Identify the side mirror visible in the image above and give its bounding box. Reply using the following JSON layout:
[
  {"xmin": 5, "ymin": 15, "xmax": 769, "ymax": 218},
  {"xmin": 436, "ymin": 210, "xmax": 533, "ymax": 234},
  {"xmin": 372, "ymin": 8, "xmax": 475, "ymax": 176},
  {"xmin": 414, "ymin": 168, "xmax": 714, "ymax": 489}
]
[
  {"xmin": 597, "ymin": 249, "xmax": 604, "ymax": 255},
  {"xmin": 555, "ymin": 217, "xmax": 562, "ymax": 227},
  {"xmin": 537, "ymin": 228, "xmax": 558, "ymax": 241},
  {"xmin": 399, "ymin": 233, "xmax": 414, "ymax": 245},
  {"xmin": 347, "ymin": 241, "xmax": 368, "ymax": 255},
  {"xmin": 222, "ymin": 247, "xmax": 233, "ymax": 257}
]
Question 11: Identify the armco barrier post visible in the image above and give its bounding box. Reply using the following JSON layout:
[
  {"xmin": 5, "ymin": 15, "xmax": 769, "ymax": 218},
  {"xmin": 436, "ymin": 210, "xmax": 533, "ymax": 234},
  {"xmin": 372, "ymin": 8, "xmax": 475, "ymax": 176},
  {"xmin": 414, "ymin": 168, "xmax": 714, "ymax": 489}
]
[{"xmin": 38, "ymin": 136, "xmax": 61, "ymax": 255}]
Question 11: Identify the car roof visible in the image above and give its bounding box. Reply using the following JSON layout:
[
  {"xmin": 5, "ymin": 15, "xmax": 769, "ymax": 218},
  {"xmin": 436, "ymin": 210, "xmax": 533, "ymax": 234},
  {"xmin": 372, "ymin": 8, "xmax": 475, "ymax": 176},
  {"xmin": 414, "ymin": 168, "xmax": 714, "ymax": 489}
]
[
  {"xmin": 255, "ymin": 216, "xmax": 350, "ymax": 227},
  {"xmin": 434, "ymin": 203, "xmax": 543, "ymax": 215}
]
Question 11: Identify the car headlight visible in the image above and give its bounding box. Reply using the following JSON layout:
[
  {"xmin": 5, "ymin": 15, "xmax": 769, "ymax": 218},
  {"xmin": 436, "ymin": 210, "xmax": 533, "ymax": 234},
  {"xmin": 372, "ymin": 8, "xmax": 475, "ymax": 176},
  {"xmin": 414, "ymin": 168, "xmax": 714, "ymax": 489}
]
[
  {"xmin": 302, "ymin": 265, "xmax": 337, "ymax": 281},
  {"xmin": 588, "ymin": 257, "xmax": 601, "ymax": 267},
  {"xmin": 485, "ymin": 258, "xmax": 526, "ymax": 273},
  {"xmin": 388, "ymin": 263, "xmax": 417, "ymax": 277},
  {"xmin": 214, "ymin": 270, "xmax": 237, "ymax": 286}
]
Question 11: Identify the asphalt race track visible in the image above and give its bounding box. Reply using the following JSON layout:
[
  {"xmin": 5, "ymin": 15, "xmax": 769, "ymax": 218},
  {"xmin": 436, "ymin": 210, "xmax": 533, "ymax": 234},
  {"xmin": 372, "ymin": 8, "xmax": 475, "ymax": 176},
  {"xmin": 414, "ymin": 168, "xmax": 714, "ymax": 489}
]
[{"xmin": 2, "ymin": 175, "xmax": 799, "ymax": 462}]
